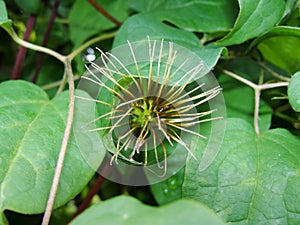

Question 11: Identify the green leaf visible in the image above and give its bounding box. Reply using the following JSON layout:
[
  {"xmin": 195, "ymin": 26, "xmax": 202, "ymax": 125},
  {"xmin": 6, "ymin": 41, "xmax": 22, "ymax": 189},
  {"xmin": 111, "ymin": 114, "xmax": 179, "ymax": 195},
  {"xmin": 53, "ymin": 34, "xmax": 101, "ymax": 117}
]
[
  {"xmin": 0, "ymin": 81, "xmax": 103, "ymax": 223},
  {"xmin": 218, "ymin": 0, "xmax": 286, "ymax": 46},
  {"xmin": 114, "ymin": 14, "xmax": 200, "ymax": 47},
  {"xmin": 288, "ymin": 71, "xmax": 300, "ymax": 112},
  {"xmin": 69, "ymin": 196, "xmax": 226, "ymax": 225},
  {"xmin": 248, "ymin": 26, "xmax": 300, "ymax": 51},
  {"xmin": 150, "ymin": 168, "xmax": 184, "ymax": 205},
  {"xmin": 114, "ymin": 14, "xmax": 223, "ymax": 74},
  {"xmin": 0, "ymin": 0, "xmax": 12, "ymax": 33},
  {"xmin": 127, "ymin": 0, "xmax": 164, "ymax": 12},
  {"xmin": 14, "ymin": 0, "xmax": 41, "ymax": 14},
  {"xmin": 69, "ymin": 0, "xmax": 128, "ymax": 48},
  {"xmin": 183, "ymin": 118, "xmax": 300, "ymax": 224},
  {"xmin": 257, "ymin": 27, "xmax": 300, "ymax": 74},
  {"xmin": 139, "ymin": 0, "xmax": 238, "ymax": 33}
]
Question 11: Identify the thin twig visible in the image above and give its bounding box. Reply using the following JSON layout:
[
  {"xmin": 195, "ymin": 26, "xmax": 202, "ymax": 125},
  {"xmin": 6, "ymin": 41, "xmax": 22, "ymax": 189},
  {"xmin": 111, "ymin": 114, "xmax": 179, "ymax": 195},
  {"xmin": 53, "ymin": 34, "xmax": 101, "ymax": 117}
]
[
  {"xmin": 32, "ymin": 0, "xmax": 61, "ymax": 83},
  {"xmin": 222, "ymin": 69, "xmax": 257, "ymax": 89},
  {"xmin": 259, "ymin": 82, "xmax": 289, "ymax": 90},
  {"xmin": 11, "ymin": 14, "xmax": 36, "ymax": 79},
  {"xmin": 41, "ymin": 59, "xmax": 75, "ymax": 225},
  {"xmin": 88, "ymin": 0, "xmax": 122, "ymax": 27},
  {"xmin": 222, "ymin": 69, "xmax": 290, "ymax": 135},
  {"xmin": 222, "ymin": 69, "xmax": 289, "ymax": 91}
]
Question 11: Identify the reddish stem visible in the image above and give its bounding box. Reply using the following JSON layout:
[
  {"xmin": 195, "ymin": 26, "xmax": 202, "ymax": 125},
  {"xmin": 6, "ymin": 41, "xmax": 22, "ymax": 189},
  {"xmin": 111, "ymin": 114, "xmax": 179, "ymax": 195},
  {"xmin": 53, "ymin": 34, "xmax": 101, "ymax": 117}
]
[
  {"xmin": 11, "ymin": 14, "xmax": 36, "ymax": 80},
  {"xmin": 88, "ymin": 0, "xmax": 122, "ymax": 27},
  {"xmin": 32, "ymin": 0, "xmax": 61, "ymax": 83},
  {"xmin": 67, "ymin": 162, "xmax": 111, "ymax": 223}
]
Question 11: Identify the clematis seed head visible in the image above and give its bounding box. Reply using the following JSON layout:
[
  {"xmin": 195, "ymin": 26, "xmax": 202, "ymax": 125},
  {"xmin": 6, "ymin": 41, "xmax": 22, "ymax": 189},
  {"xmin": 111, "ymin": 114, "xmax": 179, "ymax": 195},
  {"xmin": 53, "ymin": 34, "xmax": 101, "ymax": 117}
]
[{"xmin": 75, "ymin": 36, "xmax": 225, "ymax": 184}]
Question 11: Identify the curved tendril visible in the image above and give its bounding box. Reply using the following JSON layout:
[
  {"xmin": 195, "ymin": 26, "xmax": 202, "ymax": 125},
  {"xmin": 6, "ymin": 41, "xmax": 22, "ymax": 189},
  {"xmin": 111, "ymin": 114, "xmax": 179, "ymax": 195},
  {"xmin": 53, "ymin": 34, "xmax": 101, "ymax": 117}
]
[
  {"xmin": 127, "ymin": 40, "xmax": 144, "ymax": 97},
  {"xmin": 167, "ymin": 126, "xmax": 197, "ymax": 161},
  {"xmin": 90, "ymin": 62, "xmax": 135, "ymax": 99},
  {"xmin": 98, "ymin": 48, "xmax": 143, "ymax": 96},
  {"xmin": 109, "ymin": 108, "xmax": 131, "ymax": 134},
  {"xmin": 150, "ymin": 127, "xmax": 163, "ymax": 169},
  {"xmin": 75, "ymin": 95, "xmax": 112, "ymax": 106},
  {"xmin": 83, "ymin": 66, "xmax": 126, "ymax": 102}
]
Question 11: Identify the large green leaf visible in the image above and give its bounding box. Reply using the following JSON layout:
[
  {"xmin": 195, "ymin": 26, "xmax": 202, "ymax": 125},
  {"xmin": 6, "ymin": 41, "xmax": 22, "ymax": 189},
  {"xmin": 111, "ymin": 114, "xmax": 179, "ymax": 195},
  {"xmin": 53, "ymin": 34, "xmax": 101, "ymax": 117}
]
[
  {"xmin": 218, "ymin": 0, "xmax": 286, "ymax": 46},
  {"xmin": 0, "ymin": 0, "xmax": 12, "ymax": 33},
  {"xmin": 183, "ymin": 118, "xmax": 300, "ymax": 224},
  {"xmin": 288, "ymin": 71, "xmax": 300, "ymax": 112},
  {"xmin": 257, "ymin": 27, "xmax": 300, "ymax": 74},
  {"xmin": 249, "ymin": 26, "xmax": 300, "ymax": 50},
  {"xmin": 0, "ymin": 81, "xmax": 103, "ymax": 224},
  {"xmin": 114, "ymin": 14, "xmax": 200, "ymax": 47},
  {"xmin": 127, "ymin": 0, "xmax": 238, "ymax": 33},
  {"xmin": 68, "ymin": 0, "xmax": 128, "ymax": 48},
  {"xmin": 114, "ymin": 14, "xmax": 223, "ymax": 74},
  {"xmin": 69, "ymin": 196, "xmax": 226, "ymax": 225}
]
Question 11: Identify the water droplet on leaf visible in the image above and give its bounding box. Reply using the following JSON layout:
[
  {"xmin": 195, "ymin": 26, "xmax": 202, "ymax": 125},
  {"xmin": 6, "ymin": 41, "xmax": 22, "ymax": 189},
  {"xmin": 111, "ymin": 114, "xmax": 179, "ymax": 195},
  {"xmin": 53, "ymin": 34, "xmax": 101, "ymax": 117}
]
[
  {"xmin": 163, "ymin": 188, "xmax": 169, "ymax": 195},
  {"xmin": 167, "ymin": 177, "xmax": 178, "ymax": 189}
]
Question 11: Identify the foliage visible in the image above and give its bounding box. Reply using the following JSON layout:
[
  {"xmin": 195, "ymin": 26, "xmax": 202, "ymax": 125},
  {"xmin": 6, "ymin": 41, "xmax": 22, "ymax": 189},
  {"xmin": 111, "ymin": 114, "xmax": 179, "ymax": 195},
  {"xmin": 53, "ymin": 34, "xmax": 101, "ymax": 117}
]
[{"xmin": 0, "ymin": 0, "xmax": 299, "ymax": 225}]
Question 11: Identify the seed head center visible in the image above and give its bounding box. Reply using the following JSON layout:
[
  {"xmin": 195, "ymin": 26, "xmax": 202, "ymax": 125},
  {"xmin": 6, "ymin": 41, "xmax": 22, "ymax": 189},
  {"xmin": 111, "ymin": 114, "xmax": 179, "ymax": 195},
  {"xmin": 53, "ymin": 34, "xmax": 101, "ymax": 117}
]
[{"xmin": 130, "ymin": 97, "xmax": 156, "ymax": 127}]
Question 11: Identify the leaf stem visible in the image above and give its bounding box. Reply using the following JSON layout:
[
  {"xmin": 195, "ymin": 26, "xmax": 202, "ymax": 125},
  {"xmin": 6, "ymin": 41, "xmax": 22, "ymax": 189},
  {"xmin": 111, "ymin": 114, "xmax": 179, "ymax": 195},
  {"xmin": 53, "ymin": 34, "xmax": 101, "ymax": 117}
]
[
  {"xmin": 222, "ymin": 69, "xmax": 289, "ymax": 135},
  {"xmin": 222, "ymin": 69, "xmax": 257, "ymax": 89},
  {"xmin": 259, "ymin": 82, "xmax": 289, "ymax": 90},
  {"xmin": 56, "ymin": 68, "xmax": 68, "ymax": 95},
  {"xmin": 41, "ymin": 75, "xmax": 81, "ymax": 90},
  {"xmin": 41, "ymin": 59, "xmax": 75, "ymax": 225},
  {"xmin": 254, "ymin": 89, "xmax": 261, "ymax": 135},
  {"xmin": 9, "ymin": 28, "xmax": 66, "ymax": 62}
]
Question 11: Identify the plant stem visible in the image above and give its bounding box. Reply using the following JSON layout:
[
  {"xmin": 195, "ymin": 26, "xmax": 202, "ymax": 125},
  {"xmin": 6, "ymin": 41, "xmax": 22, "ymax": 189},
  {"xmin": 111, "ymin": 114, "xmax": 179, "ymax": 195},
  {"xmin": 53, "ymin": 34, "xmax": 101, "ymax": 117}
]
[
  {"xmin": 9, "ymin": 28, "xmax": 66, "ymax": 62},
  {"xmin": 259, "ymin": 82, "xmax": 289, "ymax": 90},
  {"xmin": 222, "ymin": 69, "xmax": 290, "ymax": 135},
  {"xmin": 68, "ymin": 31, "xmax": 117, "ymax": 60},
  {"xmin": 32, "ymin": 0, "xmax": 61, "ymax": 83},
  {"xmin": 41, "ymin": 59, "xmax": 75, "ymax": 225},
  {"xmin": 222, "ymin": 69, "xmax": 257, "ymax": 89},
  {"xmin": 67, "ymin": 175, "xmax": 105, "ymax": 223},
  {"xmin": 88, "ymin": 0, "xmax": 122, "ymax": 27},
  {"xmin": 67, "ymin": 161, "xmax": 111, "ymax": 223},
  {"xmin": 273, "ymin": 111, "xmax": 300, "ymax": 124},
  {"xmin": 41, "ymin": 75, "xmax": 81, "ymax": 90},
  {"xmin": 56, "ymin": 68, "xmax": 68, "ymax": 95},
  {"xmin": 6, "ymin": 25, "xmax": 116, "ymax": 225},
  {"xmin": 254, "ymin": 89, "xmax": 261, "ymax": 135},
  {"xmin": 11, "ymin": 14, "xmax": 36, "ymax": 79}
]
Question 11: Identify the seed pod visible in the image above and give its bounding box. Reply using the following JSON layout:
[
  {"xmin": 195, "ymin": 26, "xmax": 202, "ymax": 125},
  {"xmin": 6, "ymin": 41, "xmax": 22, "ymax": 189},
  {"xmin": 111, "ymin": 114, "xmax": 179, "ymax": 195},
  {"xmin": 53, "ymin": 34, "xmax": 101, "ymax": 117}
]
[{"xmin": 75, "ymin": 37, "xmax": 225, "ymax": 185}]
